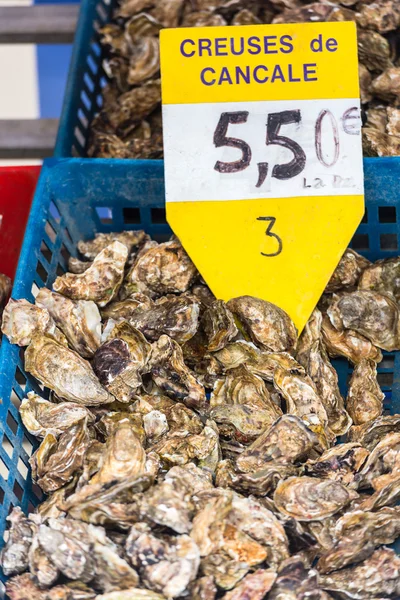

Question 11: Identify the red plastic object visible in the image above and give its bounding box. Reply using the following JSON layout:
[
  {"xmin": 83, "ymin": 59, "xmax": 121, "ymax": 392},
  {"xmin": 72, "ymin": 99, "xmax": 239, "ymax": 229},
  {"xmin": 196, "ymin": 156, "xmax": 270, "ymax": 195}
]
[{"xmin": 0, "ymin": 166, "xmax": 41, "ymax": 280}]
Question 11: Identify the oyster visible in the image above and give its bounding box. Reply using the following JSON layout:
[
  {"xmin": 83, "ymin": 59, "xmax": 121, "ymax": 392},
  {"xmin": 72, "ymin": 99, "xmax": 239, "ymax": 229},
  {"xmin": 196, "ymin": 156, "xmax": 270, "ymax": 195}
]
[
  {"xmin": 325, "ymin": 249, "xmax": 370, "ymax": 293},
  {"xmin": 189, "ymin": 576, "xmax": 217, "ymax": 600},
  {"xmin": 93, "ymin": 322, "xmax": 151, "ymax": 402},
  {"xmin": 68, "ymin": 256, "xmax": 92, "ymax": 274},
  {"xmin": 303, "ymin": 443, "xmax": 369, "ymax": 486},
  {"xmin": 90, "ymin": 421, "xmax": 146, "ymax": 484},
  {"xmin": 223, "ymin": 569, "xmax": 277, "ymax": 600},
  {"xmin": 210, "ymin": 403, "xmax": 278, "ymax": 444},
  {"xmin": 347, "ymin": 414, "xmax": 400, "ymax": 449},
  {"xmin": 269, "ymin": 556, "xmax": 328, "ymax": 600},
  {"xmin": 346, "ymin": 359, "xmax": 385, "ymax": 425},
  {"xmin": 149, "ymin": 334, "xmax": 207, "ymax": 412},
  {"xmin": 318, "ymin": 507, "xmax": 400, "ymax": 573},
  {"xmin": 77, "ymin": 231, "xmax": 146, "ymax": 261},
  {"xmin": 28, "ymin": 535, "xmax": 59, "ymax": 588},
  {"xmin": 319, "ymin": 547, "xmax": 400, "ymax": 599},
  {"xmin": 354, "ymin": 432, "xmax": 400, "ymax": 491},
  {"xmin": 53, "ymin": 241, "xmax": 128, "ymax": 307},
  {"xmin": 2, "ymin": 298, "xmax": 66, "ymax": 346},
  {"xmin": 327, "ymin": 290, "xmax": 400, "ymax": 351},
  {"xmin": 101, "ymin": 294, "xmax": 153, "ymax": 320},
  {"xmin": 25, "ymin": 335, "xmax": 114, "ymax": 405},
  {"xmin": 297, "ymin": 308, "xmax": 351, "ymax": 435},
  {"xmin": 213, "ymin": 341, "xmax": 304, "ymax": 381},
  {"xmin": 36, "ymin": 288, "xmax": 101, "ymax": 358},
  {"xmin": 372, "ymin": 67, "xmax": 400, "ymax": 103},
  {"xmin": 216, "ymin": 459, "xmax": 298, "ymax": 497},
  {"xmin": 127, "ymin": 532, "xmax": 200, "ymax": 597},
  {"xmin": 122, "ymin": 240, "xmax": 198, "ymax": 297},
  {"xmin": 321, "ymin": 313, "xmax": 383, "ymax": 364},
  {"xmin": 20, "ymin": 391, "xmax": 94, "ymax": 437},
  {"xmin": 0, "ymin": 507, "xmax": 35, "ymax": 576},
  {"xmin": 273, "ymin": 367, "xmax": 331, "ymax": 448},
  {"xmin": 227, "ymin": 296, "xmax": 297, "ymax": 353},
  {"xmin": 129, "ymin": 295, "xmax": 200, "ymax": 343},
  {"xmin": 358, "ymin": 256, "xmax": 400, "ymax": 301},
  {"xmin": 236, "ymin": 414, "xmax": 318, "ymax": 473},
  {"xmin": 274, "ymin": 477, "xmax": 358, "ymax": 521},
  {"xmin": 30, "ymin": 417, "xmax": 91, "ymax": 492},
  {"xmin": 201, "ymin": 300, "xmax": 238, "ymax": 351}
]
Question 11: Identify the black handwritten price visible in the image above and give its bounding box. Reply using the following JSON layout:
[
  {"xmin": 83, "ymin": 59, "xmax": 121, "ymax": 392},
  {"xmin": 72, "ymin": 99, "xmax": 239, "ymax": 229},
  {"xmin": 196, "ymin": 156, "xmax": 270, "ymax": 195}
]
[{"xmin": 213, "ymin": 107, "xmax": 359, "ymax": 187}]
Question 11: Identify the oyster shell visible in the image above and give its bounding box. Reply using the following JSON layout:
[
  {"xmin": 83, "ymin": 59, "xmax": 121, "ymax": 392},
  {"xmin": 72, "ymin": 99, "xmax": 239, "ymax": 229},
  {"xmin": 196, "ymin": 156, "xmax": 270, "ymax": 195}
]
[
  {"xmin": 236, "ymin": 414, "xmax": 318, "ymax": 473},
  {"xmin": 2, "ymin": 298, "xmax": 66, "ymax": 346},
  {"xmin": 358, "ymin": 256, "xmax": 400, "ymax": 301},
  {"xmin": 0, "ymin": 507, "xmax": 35, "ymax": 576},
  {"xmin": 321, "ymin": 313, "xmax": 383, "ymax": 364},
  {"xmin": 53, "ymin": 241, "xmax": 128, "ymax": 307},
  {"xmin": 189, "ymin": 576, "xmax": 217, "ymax": 600},
  {"xmin": 274, "ymin": 477, "xmax": 358, "ymax": 521},
  {"xmin": 20, "ymin": 391, "xmax": 94, "ymax": 437},
  {"xmin": 227, "ymin": 296, "xmax": 297, "ymax": 353},
  {"xmin": 122, "ymin": 239, "xmax": 198, "ymax": 297},
  {"xmin": 201, "ymin": 300, "xmax": 238, "ymax": 352},
  {"xmin": 28, "ymin": 535, "xmax": 59, "ymax": 588},
  {"xmin": 25, "ymin": 335, "xmax": 114, "ymax": 405},
  {"xmin": 127, "ymin": 532, "xmax": 200, "ymax": 598},
  {"xmin": 68, "ymin": 256, "xmax": 92, "ymax": 274},
  {"xmin": 347, "ymin": 414, "xmax": 400, "ymax": 449},
  {"xmin": 297, "ymin": 308, "xmax": 351, "ymax": 435},
  {"xmin": 210, "ymin": 403, "xmax": 278, "ymax": 444},
  {"xmin": 223, "ymin": 569, "xmax": 277, "ymax": 600},
  {"xmin": 211, "ymin": 364, "xmax": 282, "ymax": 414},
  {"xmin": 273, "ymin": 367, "xmax": 331, "ymax": 448},
  {"xmin": 354, "ymin": 432, "xmax": 400, "ymax": 491},
  {"xmin": 129, "ymin": 295, "xmax": 200, "ymax": 343},
  {"xmin": 93, "ymin": 322, "xmax": 151, "ymax": 402},
  {"xmin": 77, "ymin": 230, "xmax": 146, "ymax": 261},
  {"xmin": 101, "ymin": 294, "xmax": 153, "ymax": 320},
  {"xmin": 356, "ymin": 0, "xmax": 400, "ymax": 33},
  {"xmin": 90, "ymin": 421, "xmax": 146, "ymax": 485},
  {"xmin": 149, "ymin": 334, "xmax": 207, "ymax": 413},
  {"xmin": 36, "ymin": 288, "xmax": 101, "ymax": 358},
  {"xmin": 213, "ymin": 341, "xmax": 304, "ymax": 381},
  {"xmin": 319, "ymin": 547, "xmax": 400, "ymax": 599},
  {"xmin": 325, "ymin": 249, "xmax": 370, "ymax": 293},
  {"xmin": 216, "ymin": 458, "xmax": 298, "ymax": 497},
  {"xmin": 318, "ymin": 507, "xmax": 400, "ymax": 573},
  {"xmin": 346, "ymin": 358, "xmax": 385, "ymax": 425},
  {"xmin": 269, "ymin": 555, "xmax": 328, "ymax": 600},
  {"xmin": 327, "ymin": 290, "xmax": 400, "ymax": 351},
  {"xmin": 30, "ymin": 417, "xmax": 91, "ymax": 492},
  {"xmin": 372, "ymin": 67, "xmax": 400, "ymax": 103},
  {"xmin": 303, "ymin": 443, "xmax": 369, "ymax": 486}
]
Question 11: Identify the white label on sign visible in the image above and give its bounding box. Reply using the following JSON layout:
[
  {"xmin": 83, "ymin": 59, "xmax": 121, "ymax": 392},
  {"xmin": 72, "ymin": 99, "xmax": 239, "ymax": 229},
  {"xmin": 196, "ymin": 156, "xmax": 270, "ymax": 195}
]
[{"xmin": 163, "ymin": 98, "xmax": 362, "ymax": 203}]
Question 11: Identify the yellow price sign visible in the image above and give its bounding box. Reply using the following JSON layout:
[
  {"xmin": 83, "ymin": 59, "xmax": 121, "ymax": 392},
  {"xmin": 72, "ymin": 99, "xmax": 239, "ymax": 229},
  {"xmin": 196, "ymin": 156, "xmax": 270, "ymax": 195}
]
[{"xmin": 160, "ymin": 22, "xmax": 364, "ymax": 332}]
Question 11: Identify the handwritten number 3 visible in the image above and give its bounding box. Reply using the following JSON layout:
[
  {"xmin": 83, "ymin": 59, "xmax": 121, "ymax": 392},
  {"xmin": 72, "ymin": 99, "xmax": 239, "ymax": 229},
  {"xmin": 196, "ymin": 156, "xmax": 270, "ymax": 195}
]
[{"xmin": 257, "ymin": 216, "xmax": 283, "ymax": 257}]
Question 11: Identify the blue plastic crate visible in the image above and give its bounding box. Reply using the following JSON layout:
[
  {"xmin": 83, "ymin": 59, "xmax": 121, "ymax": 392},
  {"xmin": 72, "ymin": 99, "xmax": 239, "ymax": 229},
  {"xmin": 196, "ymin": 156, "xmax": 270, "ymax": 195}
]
[
  {"xmin": 55, "ymin": 0, "xmax": 114, "ymax": 157},
  {"xmin": 2, "ymin": 157, "xmax": 400, "ymax": 593}
]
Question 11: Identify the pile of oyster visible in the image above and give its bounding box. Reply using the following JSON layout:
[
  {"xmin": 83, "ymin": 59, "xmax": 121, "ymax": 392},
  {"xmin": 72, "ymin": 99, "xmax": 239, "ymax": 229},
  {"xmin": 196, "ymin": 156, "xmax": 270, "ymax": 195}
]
[
  {"xmin": 88, "ymin": 0, "xmax": 400, "ymax": 158},
  {"xmin": 2, "ymin": 231, "xmax": 400, "ymax": 600}
]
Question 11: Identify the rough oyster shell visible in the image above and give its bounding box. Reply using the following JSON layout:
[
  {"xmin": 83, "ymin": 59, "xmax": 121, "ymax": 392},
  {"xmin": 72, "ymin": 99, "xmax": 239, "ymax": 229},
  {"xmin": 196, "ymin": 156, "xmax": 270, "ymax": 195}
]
[
  {"xmin": 30, "ymin": 417, "xmax": 91, "ymax": 493},
  {"xmin": 303, "ymin": 443, "xmax": 369, "ymax": 486},
  {"xmin": 93, "ymin": 322, "xmax": 151, "ymax": 403},
  {"xmin": 354, "ymin": 432, "xmax": 400, "ymax": 491},
  {"xmin": 0, "ymin": 508, "xmax": 35, "ymax": 576},
  {"xmin": 122, "ymin": 239, "xmax": 198, "ymax": 297},
  {"xmin": 319, "ymin": 547, "xmax": 400, "ymax": 599},
  {"xmin": 321, "ymin": 313, "xmax": 383, "ymax": 364},
  {"xmin": 346, "ymin": 358, "xmax": 385, "ymax": 425},
  {"xmin": 201, "ymin": 299, "xmax": 238, "ymax": 352},
  {"xmin": 77, "ymin": 230, "xmax": 146, "ymax": 261},
  {"xmin": 325, "ymin": 249, "xmax": 370, "ymax": 293},
  {"xmin": 149, "ymin": 334, "xmax": 207, "ymax": 413},
  {"xmin": 20, "ymin": 391, "xmax": 95, "ymax": 438},
  {"xmin": 25, "ymin": 335, "xmax": 113, "ymax": 405},
  {"xmin": 327, "ymin": 290, "xmax": 400, "ymax": 351},
  {"xmin": 36, "ymin": 288, "xmax": 101, "ymax": 358},
  {"xmin": 273, "ymin": 367, "xmax": 331, "ymax": 449},
  {"xmin": 2, "ymin": 298, "xmax": 66, "ymax": 347},
  {"xmin": 358, "ymin": 256, "xmax": 400, "ymax": 301},
  {"xmin": 101, "ymin": 294, "xmax": 153, "ymax": 321},
  {"xmin": 274, "ymin": 477, "xmax": 358, "ymax": 521},
  {"xmin": 236, "ymin": 415, "xmax": 318, "ymax": 473},
  {"xmin": 318, "ymin": 507, "xmax": 400, "ymax": 574},
  {"xmin": 348, "ymin": 414, "xmax": 400, "ymax": 449},
  {"xmin": 53, "ymin": 241, "xmax": 128, "ymax": 307},
  {"xmin": 227, "ymin": 296, "xmax": 297, "ymax": 353},
  {"xmin": 129, "ymin": 295, "xmax": 200, "ymax": 343}
]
